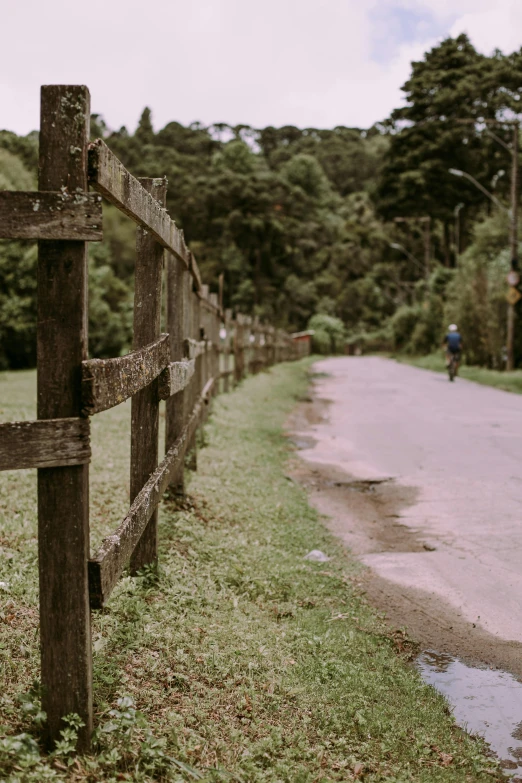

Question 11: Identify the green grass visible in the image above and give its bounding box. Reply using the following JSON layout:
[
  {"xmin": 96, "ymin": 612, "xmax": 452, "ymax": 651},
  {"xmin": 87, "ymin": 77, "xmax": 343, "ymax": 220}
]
[
  {"xmin": 0, "ymin": 363, "xmax": 503, "ymax": 781},
  {"xmin": 395, "ymin": 352, "xmax": 522, "ymax": 394}
]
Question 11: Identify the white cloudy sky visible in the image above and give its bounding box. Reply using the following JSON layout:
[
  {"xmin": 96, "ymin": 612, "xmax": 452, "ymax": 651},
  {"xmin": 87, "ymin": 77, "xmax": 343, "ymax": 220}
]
[{"xmin": 1, "ymin": 0, "xmax": 521, "ymax": 135}]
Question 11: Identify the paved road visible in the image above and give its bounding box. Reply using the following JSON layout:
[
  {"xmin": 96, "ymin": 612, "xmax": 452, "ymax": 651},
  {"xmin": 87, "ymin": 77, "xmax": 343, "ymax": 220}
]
[{"xmin": 298, "ymin": 357, "xmax": 522, "ymax": 646}]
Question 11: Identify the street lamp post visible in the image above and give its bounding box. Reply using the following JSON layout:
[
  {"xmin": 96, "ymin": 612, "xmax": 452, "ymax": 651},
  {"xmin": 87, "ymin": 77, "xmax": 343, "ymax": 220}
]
[
  {"xmin": 450, "ymin": 129, "xmax": 519, "ymax": 370},
  {"xmin": 449, "ymin": 168, "xmax": 506, "ymax": 211},
  {"xmin": 394, "ymin": 216, "xmax": 431, "ymax": 279},
  {"xmin": 510, "ymin": 123, "xmax": 519, "ymax": 269},
  {"xmin": 508, "ymin": 125, "xmax": 519, "ymax": 371},
  {"xmin": 389, "ymin": 242, "xmax": 425, "ymax": 274},
  {"xmin": 451, "ymin": 118, "xmax": 519, "ymax": 370},
  {"xmin": 454, "ymin": 203, "xmax": 464, "ymax": 265},
  {"xmin": 417, "ymin": 216, "xmax": 431, "ymax": 278}
]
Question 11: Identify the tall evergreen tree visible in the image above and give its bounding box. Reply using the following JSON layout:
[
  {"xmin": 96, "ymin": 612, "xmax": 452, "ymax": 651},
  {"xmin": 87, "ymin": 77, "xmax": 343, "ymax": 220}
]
[
  {"xmin": 377, "ymin": 35, "xmax": 522, "ymax": 234},
  {"xmin": 135, "ymin": 107, "xmax": 154, "ymax": 145}
]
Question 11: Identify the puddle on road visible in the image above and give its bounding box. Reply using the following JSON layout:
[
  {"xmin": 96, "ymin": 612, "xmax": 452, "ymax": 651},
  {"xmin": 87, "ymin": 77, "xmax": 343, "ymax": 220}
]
[
  {"xmin": 417, "ymin": 650, "xmax": 522, "ymax": 778},
  {"xmin": 288, "ymin": 435, "xmax": 317, "ymax": 450}
]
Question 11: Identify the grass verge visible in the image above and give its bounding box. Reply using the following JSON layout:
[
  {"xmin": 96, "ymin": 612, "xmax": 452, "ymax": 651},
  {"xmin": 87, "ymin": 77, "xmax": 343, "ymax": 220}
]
[
  {"xmin": 395, "ymin": 352, "xmax": 522, "ymax": 394},
  {"xmin": 0, "ymin": 362, "xmax": 503, "ymax": 781}
]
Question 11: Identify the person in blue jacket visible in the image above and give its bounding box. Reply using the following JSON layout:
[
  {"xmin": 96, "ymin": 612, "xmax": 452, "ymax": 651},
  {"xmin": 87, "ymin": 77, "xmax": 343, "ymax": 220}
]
[{"xmin": 443, "ymin": 324, "xmax": 463, "ymax": 373}]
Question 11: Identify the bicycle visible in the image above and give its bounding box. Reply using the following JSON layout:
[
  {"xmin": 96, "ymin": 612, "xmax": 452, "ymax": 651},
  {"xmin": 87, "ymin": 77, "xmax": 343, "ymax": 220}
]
[{"xmin": 447, "ymin": 352, "xmax": 459, "ymax": 382}]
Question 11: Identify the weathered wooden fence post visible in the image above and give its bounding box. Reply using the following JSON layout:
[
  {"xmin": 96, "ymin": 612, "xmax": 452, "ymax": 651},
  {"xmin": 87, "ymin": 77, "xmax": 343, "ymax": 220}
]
[
  {"xmin": 166, "ymin": 256, "xmax": 187, "ymax": 496},
  {"xmin": 209, "ymin": 292, "xmax": 219, "ymax": 393},
  {"xmin": 130, "ymin": 178, "xmax": 166, "ymax": 573},
  {"xmin": 252, "ymin": 316, "xmax": 259, "ymax": 374},
  {"xmin": 245, "ymin": 316, "xmax": 252, "ymax": 374},
  {"xmin": 200, "ymin": 285, "xmax": 209, "ymax": 394},
  {"xmin": 223, "ymin": 308, "xmax": 232, "ymax": 392},
  {"xmin": 267, "ymin": 325, "xmax": 274, "ymax": 367},
  {"xmin": 37, "ymin": 85, "xmax": 93, "ymax": 750},
  {"xmin": 234, "ymin": 314, "xmax": 244, "ymax": 383},
  {"xmin": 187, "ymin": 283, "xmax": 200, "ymax": 470}
]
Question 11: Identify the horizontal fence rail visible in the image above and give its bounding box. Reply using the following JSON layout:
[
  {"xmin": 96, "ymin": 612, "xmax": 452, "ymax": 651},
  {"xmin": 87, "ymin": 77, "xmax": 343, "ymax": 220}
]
[
  {"xmin": 81, "ymin": 334, "xmax": 170, "ymax": 415},
  {"xmin": 0, "ymin": 191, "xmax": 103, "ymax": 240},
  {"xmin": 0, "ymin": 418, "xmax": 91, "ymax": 470},
  {"xmin": 0, "ymin": 84, "xmax": 311, "ymax": 751}
]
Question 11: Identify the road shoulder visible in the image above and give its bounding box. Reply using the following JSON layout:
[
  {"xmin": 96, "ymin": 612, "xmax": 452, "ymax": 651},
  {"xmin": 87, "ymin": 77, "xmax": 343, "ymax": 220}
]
[{"xmin": 286, "ymin": 380, "xmax": 522, "ymax": 681}]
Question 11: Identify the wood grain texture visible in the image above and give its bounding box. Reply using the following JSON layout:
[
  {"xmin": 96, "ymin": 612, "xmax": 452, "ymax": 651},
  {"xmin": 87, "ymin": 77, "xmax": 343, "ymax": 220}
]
[
  {"xmin": 184, "ymin": 276, "xmax": 198, "ymax": 472},
  {"xmin": 209, "ymin": 294, "xmax": 220, "ymax": 395},
  {"xmin": 223, "ymin": 308, "xmax": 232, "ymax": 392},
  {"xmin": 0, "ymin": 191, "xmax": 102, "ymax": 240},
  {"xmin": 187, "ymin": 290, "xmax": 201, "ymax": 471},
  {"xmin": 234, "ymin": 314, "xmax": 246, "ymax": 383},
  {"xmin": 89, "ymin": 377, "xmax": 215, "ymax": 608},
  {"xmin": 37, "ymin": 84, "xmax": 92, "ymax": 751},
  {"xmin": 199, "ymin": 293, "xmax": 220, "ymax": 314},
  {"xmin": 129, "ymin": 178, "xmax": 165, "ymax": 574},
  {"xmin": 199, "ymin": 293, "xmax": 210, "ymax": 409},
  {"xmin": 0, "ymin": 418, "xmax": 90, "ymax": 470},
  {"xmin": 188, "ymin": 250, "xmax": 202, "ymax": 292},
  {"xmin": 165, "ymin": 259, "xmax": 185, "ymax": 375},
  {"xmin": 88, "ymin": 140, "xmax": 202, "ymax": 291},
  {"xmin": 81, "ymin": 334, "xmax": 169, "ymax": 415},
  {"xmin": 165, "ymin": 257, "xmax": 187, "ymax": 496},
  {"xmin": 158, "ymin": 359, "xmax": 195, "ymax": 399},
  {"xmin": 197, "ymin": 290, "xmax": 210, "ymax": 408}
]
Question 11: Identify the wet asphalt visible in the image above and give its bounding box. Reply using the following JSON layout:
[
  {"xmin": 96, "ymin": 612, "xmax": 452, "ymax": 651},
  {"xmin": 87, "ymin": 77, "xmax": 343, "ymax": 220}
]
[{"xmin": 302, "ymin": 356, "xmax": 522, "ymax": 645}]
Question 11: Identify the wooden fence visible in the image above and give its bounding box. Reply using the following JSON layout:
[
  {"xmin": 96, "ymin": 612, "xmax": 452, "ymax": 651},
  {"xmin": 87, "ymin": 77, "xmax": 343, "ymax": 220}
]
[{"xmin": 0, "ymin": 85, "xmax": 309, "ymax": 750}]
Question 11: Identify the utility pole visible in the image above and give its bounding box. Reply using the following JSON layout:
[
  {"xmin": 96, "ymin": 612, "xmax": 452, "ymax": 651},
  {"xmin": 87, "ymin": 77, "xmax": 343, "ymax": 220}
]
[
  {"xmin": 507, "ymin": 122, "xmax": 519, "ymax": 371},
  {"xmin": 454, "ymin": 203, "xmax": 464, "ymax": 266},
  {"xmin": 394, "ymin": 216, "xmax": 431, "ymax": 279},
  {"xmin": 423, "ymin": 216, "xmax": 431, "ymax": 279},
  {"xmin": 451, "ymin": 118, "xmax": 519, "ymax": 370}
]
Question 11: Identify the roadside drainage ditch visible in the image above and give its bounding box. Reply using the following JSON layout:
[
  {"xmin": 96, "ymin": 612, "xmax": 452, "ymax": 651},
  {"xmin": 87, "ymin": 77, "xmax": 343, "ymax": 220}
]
[{"xmin": 416, "ymin": 650, "xmax": 522, "ymax": 779}]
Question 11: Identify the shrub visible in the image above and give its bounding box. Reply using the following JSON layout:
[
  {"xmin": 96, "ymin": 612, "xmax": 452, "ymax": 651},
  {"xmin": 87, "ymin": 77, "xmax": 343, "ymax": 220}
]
[
  {"xmin": 308, "ymin": 313, "xmax": 345, "ymax": 354},
  {"xmin": 445, "ymin": 213, "xmax": 515, "ymax": 368},
  {"xmin": 345, "ymin": 326, "xmax": 394, "ymax": 353},
  {"xmin": 0, "ymin": 241, "xmax": 37, "ymax": 369},
  {"xmin": 389, "ymin": 305, "xmax": 422, "ymax": 351}
]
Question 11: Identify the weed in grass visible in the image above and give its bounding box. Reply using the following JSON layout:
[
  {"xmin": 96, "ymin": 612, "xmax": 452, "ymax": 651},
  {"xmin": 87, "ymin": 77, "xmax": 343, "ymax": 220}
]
[{"xmin": 0, "ymin": 362, "xmax": 504, "ymax": 781}]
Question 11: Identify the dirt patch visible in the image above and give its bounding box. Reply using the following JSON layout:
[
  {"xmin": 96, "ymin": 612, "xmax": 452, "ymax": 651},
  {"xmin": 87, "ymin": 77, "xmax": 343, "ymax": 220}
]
[
  {"xmin": 287, "ymin": 395, "xmax": 330, "ymax": 429},
  {"xmin": 286, "ymin": 395, "xmax": 522, "ymax": 681},
  {"xmin": 288, "ymin": 457, "xmax": 425, "ymax": 555}
]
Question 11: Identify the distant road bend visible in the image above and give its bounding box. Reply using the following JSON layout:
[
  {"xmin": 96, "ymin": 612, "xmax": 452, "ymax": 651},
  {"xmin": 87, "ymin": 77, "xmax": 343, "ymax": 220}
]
[{"xmin": 289, "ymin": 356, "xmax": 522, "ymax": 673}]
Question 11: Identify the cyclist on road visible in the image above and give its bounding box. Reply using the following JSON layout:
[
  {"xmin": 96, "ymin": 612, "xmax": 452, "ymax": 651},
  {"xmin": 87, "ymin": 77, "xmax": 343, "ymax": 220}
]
[{"xmin": 443, "ymin": 324, "xmax": 463, "ymax": 375}]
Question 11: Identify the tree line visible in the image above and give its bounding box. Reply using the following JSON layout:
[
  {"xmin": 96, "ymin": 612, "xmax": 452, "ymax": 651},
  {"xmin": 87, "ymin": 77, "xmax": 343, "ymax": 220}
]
[{"xmin": 1, "ymin": 33, "xmax": 522, "ymax": 368}]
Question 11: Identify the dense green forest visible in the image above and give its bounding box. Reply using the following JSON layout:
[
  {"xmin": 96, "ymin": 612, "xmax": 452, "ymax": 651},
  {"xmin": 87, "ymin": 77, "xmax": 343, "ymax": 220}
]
[{"xmin": 2, "ymin": 33, "xmax": 522, "ymax": 368}]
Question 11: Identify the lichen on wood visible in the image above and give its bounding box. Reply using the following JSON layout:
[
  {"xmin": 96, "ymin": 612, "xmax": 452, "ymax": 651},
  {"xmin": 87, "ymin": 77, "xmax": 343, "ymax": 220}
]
[
  {"xmin": 81, "ymin": 334, "xmax": 170, "ymax": 416},
  {"xmin": 184, "ymin": 337, "xmax": 210, "ymax": 359},
  {"xmin": 158, "ymin": 359, "xmax": 195, "ymax": 399},
  {"xmin": 0, "ymin": 191, "xmax": 102, "ymax": 240},
  {"xmin": 88, "ymin": 139, "xmax": 202, "ymax": 290},
  {"xmin": 0, "ymin": 417, "xmax": 91, "ymax": 471}
]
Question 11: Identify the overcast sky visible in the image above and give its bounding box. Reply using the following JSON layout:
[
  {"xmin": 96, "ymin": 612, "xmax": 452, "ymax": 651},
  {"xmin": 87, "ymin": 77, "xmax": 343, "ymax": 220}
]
[{"xmin": 1, "ymin": 0, "xmax": 521, "ymax": 136}]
